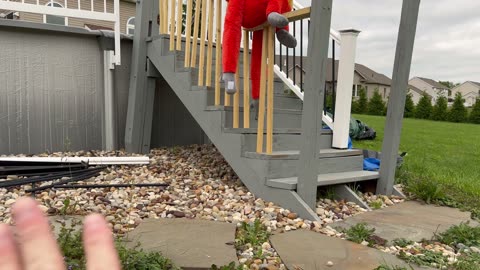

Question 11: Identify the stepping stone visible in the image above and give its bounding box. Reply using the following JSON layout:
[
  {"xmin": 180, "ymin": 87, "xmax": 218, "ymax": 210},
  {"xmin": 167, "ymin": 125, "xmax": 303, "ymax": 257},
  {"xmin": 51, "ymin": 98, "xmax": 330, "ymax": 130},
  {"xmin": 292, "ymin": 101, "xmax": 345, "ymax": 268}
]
[
  {"xmin": 333, "ymin": 201, "xmax": 476, "ymax": 243},
  {"xmin": 48, "ymin": 215, "xmax": 84, "ymax": 237},
  {"xmin": 124, "ymin": 218, "xmax": 238, "ymax": 269},
  {"xmin": 270, "ymin": 229, "xmax": 431, "ymax": 270}
]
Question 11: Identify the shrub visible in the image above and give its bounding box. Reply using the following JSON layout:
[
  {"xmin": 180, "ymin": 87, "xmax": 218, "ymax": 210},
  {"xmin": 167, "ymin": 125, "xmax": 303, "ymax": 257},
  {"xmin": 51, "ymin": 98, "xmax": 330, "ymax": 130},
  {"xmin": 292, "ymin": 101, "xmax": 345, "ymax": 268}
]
[
  {"xmin": 344, "ymin": 223, "xmax": 376, "ymax": 245},
  {"xmin": 414, "ymin": 93, "xmax": 432, "ymax": 119},
  {"xmin": 469, "ymin": 99, "xmax": 480, "ymax": 124},
  {"xmin": 448, "ymin": 92, "xmax": 467, "ymax": 122},
  {"xmin": 431, "ymin": 96, "xmax": 448, "ymax": 121},
  {"xmin": 404, "ymin": 93, "xmax": 415, "ymax": 118},
  {"xmin": 352, "ymin": 87, "xmax": 368, "ymax": 114},
  {"xmin": 434, "ymin": 222, "xmax": 480, "ymax": 248},
  {"xmin": 368, "ymin": 89, "xmax": 386, "ymax": 116}
]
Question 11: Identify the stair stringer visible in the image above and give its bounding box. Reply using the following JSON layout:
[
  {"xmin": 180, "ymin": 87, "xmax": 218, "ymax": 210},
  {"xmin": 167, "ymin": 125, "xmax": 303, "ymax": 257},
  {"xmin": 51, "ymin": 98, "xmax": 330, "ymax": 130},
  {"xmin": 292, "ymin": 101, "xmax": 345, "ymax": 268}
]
[{"xmin": 147, "ymin": 38, "xmax": 320, "ymax": 221}]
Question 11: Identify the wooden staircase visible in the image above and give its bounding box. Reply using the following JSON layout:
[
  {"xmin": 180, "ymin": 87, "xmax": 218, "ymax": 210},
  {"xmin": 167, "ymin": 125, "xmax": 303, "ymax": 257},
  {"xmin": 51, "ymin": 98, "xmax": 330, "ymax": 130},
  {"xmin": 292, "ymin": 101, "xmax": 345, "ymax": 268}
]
[
  {"xmin": 144, "ymin": 34, "xmax": 378, "ymax": 220},
  {"xmin": 123, "ymin": 0, "xmax": 437, "ymax": 221}
]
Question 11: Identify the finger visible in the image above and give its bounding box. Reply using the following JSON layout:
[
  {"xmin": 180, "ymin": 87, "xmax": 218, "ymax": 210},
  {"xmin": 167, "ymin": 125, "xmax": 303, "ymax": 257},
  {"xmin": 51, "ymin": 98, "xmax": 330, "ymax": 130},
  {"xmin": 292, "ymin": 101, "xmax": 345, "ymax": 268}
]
[
  {"xmin": 12, "ymin": 197, "xmax": 65, "ymax": 270},
  {"xmin": 0, "ymin": 224, "xmax": 22, "ymax": 270},
  {"xmin": 83, "ymin": 214, "xmax": 121, "ymax": 270}
]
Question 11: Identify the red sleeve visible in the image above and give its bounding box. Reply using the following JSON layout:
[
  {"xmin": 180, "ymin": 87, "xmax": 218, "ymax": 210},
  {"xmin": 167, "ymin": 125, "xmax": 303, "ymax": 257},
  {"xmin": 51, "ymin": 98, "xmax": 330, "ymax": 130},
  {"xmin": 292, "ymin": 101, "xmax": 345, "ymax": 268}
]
[{"xmin": 222, "ymin": 0, "xmax": 244, "ymax": 73}]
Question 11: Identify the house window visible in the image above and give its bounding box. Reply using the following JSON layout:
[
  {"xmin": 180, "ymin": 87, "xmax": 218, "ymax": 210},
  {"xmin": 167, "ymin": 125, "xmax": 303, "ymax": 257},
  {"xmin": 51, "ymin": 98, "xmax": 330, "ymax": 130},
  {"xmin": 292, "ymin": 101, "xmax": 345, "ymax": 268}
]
[
  {"xmin": 44, "ymin": 2, "xmax": 67, "ymax": 26},
  {"xmin": 126, "ymin": 17, "xmax": 135, "ymax": 35}
]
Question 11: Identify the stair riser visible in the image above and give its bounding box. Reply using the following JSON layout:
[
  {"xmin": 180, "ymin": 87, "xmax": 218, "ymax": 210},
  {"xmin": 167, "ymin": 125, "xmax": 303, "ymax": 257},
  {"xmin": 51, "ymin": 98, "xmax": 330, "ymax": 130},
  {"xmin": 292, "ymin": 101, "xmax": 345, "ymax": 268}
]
[
  {"xmin": 223, "ymin": 110, "xmax": 302, "ymax": 129},
  {"xmin": 205, "ymin": 90, "xmax": 303, "ymax": 110},
  {"xmin": 241, "ymin": 133, "xmax": 332, "ymax": 152},
  {"xmin": 265, "ymin": 155, "xmax": 364, "ymax": 179}
]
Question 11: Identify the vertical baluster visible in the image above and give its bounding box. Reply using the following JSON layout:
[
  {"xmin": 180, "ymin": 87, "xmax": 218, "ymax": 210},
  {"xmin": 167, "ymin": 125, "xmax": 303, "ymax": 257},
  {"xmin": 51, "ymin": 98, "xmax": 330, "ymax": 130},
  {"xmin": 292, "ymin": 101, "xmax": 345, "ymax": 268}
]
[
  {"xmin": 256, "ymin": 29, "xmax": 268, "ymax": 153},
  {"xmin": 104, "ymin": 0, "xmax": 106, "ymax": 13},
  {"xmin": 77, "ymin": 0, "xmax": 79, "ymax": 9},
  {"xmin": 184, "ymin": 0, "xmax": 193, "ymax": 66},
  {"xmin": 214, "ymin": 0, "xmax": 222, "ymax": 106},
  {"xmin": 331, "ymin": 38, "xmax": 336, "ymax": 120},
  {"xmin": 243, "ymin": 30, "xmax": 250, "ymax": 128},
  {"xmin": 205, "ymin": 0, "xmax": 214, "ymax": 86},
  {"xmin": 233, "ymin": 66, "xmax": 240, "ymax": 128},
  {"xmin": 279, "ymin": 44, "xmax": 283, "ymax": 72},
  {"xmin": 198, "ymin": 0, "xmax": 208, "ymax": 86},
  {"xmin": 161, "ymin": 0, "xmax": 168, "ymax": 34},
  {"xmin": 266, "ymin": 26, "xmax": 274, "ymax": 154},
  {"xmin": 176, "ymin": 0, "xmax": 183, "ymax": 50},
  {"xmin": 159, "ymin": 0, "xmax": 163, "ymax": 34},
  {"xmin": 91, "ymin": 0, "xmax": 93, "ymax": 11},
  {"xmin": 190, "ymin": 0, "xmax": 201, "ymax": 67},
  {"xmin": 293, "ymin": 21, "xmax": 296, "ymax": 86},
  {"xmin": 169, "ymin": 0, "xmax": 176, "ymax": 50},
  {"xmin": 300, "ymin": 19, "xmax": 303, "ymax": 91}
]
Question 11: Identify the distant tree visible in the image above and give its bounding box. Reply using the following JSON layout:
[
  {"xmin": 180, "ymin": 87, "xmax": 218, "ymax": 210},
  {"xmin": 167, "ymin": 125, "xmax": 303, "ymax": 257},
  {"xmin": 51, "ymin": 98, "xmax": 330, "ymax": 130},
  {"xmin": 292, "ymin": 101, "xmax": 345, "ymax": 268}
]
[
  {"xmin": 431, "ymin": 96, "xmax": 448, "ymax": 121},
  {"xmin": 352, "ymin": 86, "xmax": 368, "ymax": 114},
  {"xmin": 469, "ymin": 99, "xmax": 480, "ymax": 124},
  {"xmin": 415, "ymin": 93, "xmax": 432, "ymax": 119},
  {"xmin": 439, "ymin": 81, "xmax": 460, "ymax": 89},
  {"xmin": 448, "ymin": 92, "xmax": 467, "ymax": 123},
  {"xmin": 404, "ymin": 93, "xmax": 415, "ymax": 118},
  {"xmin": 367, "ymin": 89, "xmax": 385, "ymax": 116}
]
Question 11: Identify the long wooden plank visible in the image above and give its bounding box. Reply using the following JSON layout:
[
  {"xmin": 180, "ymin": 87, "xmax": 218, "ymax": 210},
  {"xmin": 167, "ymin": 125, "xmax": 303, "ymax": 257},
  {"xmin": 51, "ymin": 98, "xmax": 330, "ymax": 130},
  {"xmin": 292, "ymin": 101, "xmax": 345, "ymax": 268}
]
[
  {"xmin": 378, "ymin": 0, "xmax": 420, "ymax": 195},
  {"xmin": 176, "ymin": 0, "xmax": 183, "ymax": 50},
  {"xmin": 244, "ymin": 7, "xmax": 311, "ymax": 32},
  {"xmin": 190, "ymin": 0, "xmax": 201, "ymax": 67},
  {"xmin": 256, "ymin": 29, "xmax": 268, "ymax": 153},
  {"xmin": 266, "ymin": 26, "xmax": 274, "ymax": 154},
  {"xmin": 214, "ymin": 0, "xmax": 222, "ymax": 106},
  {"xmin": 205, "ymin": 0, "xmax": 215, "ymax": 86},
  {"xmin": 169, "ymin": 0, "xmax": 175, "ymax": 50},
  {"xmin": 243, "ymin": 30, "xmax": 250, "ymax": 128},
  {"xmin": 197, "ymin": 0, "xmax": 208, "ymax": 86},
  {"xmin": 162, "ymin": 0, "xmax": 168, "ymax": 34},
  {"xmin": 184, "ymin": 0, "xmax": 193, "ymax": 67},
  {"xmin": 296, "ymin": 0, "xmax": 333, "ymax": 209}
]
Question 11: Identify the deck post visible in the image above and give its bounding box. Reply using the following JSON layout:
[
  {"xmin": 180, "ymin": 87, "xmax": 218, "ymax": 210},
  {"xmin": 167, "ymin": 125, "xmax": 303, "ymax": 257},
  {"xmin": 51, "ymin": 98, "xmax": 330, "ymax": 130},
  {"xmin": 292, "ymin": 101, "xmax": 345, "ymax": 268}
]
[
  {"xmin": 125, "ymin": 0, "xmax": 159, "ymax": 153},
  {"xmin": 332, "ymin": 29, "xmax": 360, "ymax": 149},
  {"xmin": 377, "ymin": 0, "xmax": 420, "ymax": 195},
  {"xmin": 296, "ymin": 0, "xmax": 333, "ymax": 209}
]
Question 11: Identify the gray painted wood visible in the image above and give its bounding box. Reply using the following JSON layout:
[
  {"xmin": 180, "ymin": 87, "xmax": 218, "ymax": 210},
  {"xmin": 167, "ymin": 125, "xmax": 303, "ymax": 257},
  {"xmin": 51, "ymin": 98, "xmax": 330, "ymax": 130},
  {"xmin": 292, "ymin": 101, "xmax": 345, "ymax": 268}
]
[
  {"xmin": 125, "ymin": 0, "xmax": 158, "ymax": 153},
  {"xmin": 333, "ymin": 185, "xmax": 371, "ymax": 210},
  {"xmin": 147, "ymin": 38, "xmax": 320, "ymax": 221},
  {"xmin": 241, "ymin": 133, "xmax": 332, "ymax": 153},
  {"xmin": 244, "ymin": 149, "xmax": 362, "ymax": 160},
  {"xmin": 267, "ymin": 171, "xmax": 379, "ymax": 190},
  {"xmin": 297, "ymin": 0, "xmax": 334, "ymax": 209},
  {"xmin": 393, "ymin": 186, "xmax": 407, "ymax": 199},
  {"xmin": 378, "ymin": 0, "xmax": 420, "ymax": 195}
]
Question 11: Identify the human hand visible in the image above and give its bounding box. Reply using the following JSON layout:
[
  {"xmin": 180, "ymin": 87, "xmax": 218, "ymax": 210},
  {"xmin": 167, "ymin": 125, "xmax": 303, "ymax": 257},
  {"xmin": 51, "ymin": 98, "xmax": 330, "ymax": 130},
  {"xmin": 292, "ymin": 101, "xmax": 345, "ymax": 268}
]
[{"xmin": 0, "ymin": 197, "xmax": 121, "ymax": 270}]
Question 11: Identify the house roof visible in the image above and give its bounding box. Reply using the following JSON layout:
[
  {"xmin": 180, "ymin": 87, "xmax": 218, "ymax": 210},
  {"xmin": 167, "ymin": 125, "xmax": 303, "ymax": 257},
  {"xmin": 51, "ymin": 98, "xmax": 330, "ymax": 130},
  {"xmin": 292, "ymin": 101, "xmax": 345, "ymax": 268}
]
[
  {"xmin": 275, "ymin": 55, "xmax": 392, "ymax": 86},
  {"xmin": 408, "ymin": 84, "xmax": 433, "ymax": 97},
  {"xmin": 415, "ymin": 77, "xmax": 449, "ymax": 90},
  {"xmin": 468, "ymin": 81, "xmax": 480, "ymax": 88}
]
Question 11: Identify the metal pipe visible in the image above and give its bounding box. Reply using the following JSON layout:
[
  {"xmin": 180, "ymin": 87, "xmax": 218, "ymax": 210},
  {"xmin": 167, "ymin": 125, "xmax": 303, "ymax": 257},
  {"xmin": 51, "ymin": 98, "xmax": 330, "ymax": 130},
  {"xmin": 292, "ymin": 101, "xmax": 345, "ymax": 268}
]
[{"xmin": 26, "ymin": 168, "xmax": 106, "ymax": 193}]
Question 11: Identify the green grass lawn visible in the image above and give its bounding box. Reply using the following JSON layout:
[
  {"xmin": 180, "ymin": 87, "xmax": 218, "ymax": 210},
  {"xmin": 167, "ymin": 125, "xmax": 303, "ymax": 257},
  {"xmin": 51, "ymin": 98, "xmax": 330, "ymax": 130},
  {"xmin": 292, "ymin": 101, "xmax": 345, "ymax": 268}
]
[{"xmin": 351, "ymin": 114, "xmax": 480, "ymax": 217}]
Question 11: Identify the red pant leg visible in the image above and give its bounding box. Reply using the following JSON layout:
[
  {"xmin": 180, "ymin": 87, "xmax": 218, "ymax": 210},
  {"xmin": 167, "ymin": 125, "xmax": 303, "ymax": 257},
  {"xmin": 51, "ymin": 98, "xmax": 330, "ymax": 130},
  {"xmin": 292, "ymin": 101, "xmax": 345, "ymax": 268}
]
[{"xmin": 250, "ymin": 30, "xmax": 263, "ymax": 100}]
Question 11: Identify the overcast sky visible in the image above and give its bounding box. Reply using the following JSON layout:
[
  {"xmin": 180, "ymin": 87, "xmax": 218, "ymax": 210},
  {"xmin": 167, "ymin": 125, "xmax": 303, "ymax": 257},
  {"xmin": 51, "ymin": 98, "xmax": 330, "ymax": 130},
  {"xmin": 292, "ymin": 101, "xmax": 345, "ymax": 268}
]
[{"xmin": 296, "ymin": 0, "xmax": 480, "ymax": 84}]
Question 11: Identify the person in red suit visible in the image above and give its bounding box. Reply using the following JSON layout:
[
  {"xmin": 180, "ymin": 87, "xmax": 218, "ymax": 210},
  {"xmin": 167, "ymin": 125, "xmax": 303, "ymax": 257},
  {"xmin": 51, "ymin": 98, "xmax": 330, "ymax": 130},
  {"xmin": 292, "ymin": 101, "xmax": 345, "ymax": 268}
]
[{"xmin": 222, "ymin": 0, "xmax": 297, "ymax": 119}]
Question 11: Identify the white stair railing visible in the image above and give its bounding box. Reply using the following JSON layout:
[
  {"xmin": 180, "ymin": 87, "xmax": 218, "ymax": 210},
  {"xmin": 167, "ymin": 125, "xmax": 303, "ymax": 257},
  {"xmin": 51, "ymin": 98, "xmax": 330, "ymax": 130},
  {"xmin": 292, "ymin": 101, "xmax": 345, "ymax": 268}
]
[
  {"xmin": 273, "ymin": 0, "xmax": 360, "ymax": 149},
  {"xmin": 0, "ymin": 0, "xmax": 121, "ymax": 65}
]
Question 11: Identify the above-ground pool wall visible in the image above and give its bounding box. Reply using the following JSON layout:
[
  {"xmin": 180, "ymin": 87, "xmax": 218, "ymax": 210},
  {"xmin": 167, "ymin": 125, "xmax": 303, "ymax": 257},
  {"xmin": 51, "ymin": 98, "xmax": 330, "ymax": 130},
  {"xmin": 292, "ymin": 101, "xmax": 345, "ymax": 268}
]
[
  {"xmin": 0, "ymin": 23, "xmax": 105, "ymax": 155},
  {"xmin": 0, "ymin": 21, "xmax": 208, "ymax": 155}
]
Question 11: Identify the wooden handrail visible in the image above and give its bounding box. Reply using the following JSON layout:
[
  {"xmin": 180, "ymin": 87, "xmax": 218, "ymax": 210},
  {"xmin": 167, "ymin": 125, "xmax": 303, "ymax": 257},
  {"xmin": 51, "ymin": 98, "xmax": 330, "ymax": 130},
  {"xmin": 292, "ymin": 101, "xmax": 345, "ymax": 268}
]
[{"xmin": 243, "ymin": 7, "xmax": 311, "ymax": 32}]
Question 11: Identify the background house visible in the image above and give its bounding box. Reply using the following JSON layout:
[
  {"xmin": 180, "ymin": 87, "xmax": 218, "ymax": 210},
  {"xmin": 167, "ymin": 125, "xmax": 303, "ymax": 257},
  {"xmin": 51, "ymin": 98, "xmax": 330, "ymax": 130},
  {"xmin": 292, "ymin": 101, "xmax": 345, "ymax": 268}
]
[
  {"xmin": 408, "ymin": 77, "xmax": 449, "ymax": 104},
  {"xmin": 0, "ymin": 0, "xmax": 136, "ymax": 34},
  {"xmin": 277, "ymin": 56, "xmax": 393, "ymax": 101},
  {"xmin": 451, "ymin": 81, "xmax": 480, "ymax": 107},
  {"xmin": 407, "ymin": 84, "xmax": 432, "ymax": 105}
]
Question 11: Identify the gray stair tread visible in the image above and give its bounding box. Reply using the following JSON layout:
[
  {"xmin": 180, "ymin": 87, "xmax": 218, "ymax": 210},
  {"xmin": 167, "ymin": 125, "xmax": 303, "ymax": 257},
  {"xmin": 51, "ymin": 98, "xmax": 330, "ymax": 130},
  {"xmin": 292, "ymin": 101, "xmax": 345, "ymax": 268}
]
[
  {"xmin": 223, "ymin": 128, "xmax": 332, "ymax": 135},
  {"xmin": 266, "ymin": 171, "xmax": 379, "ymax": 190},
  {"xmin": 205, "ymin": 105, "xmax": 302, "ymax": 114},
  {"xmin": 245, "ymin": 149, "xmax": 362, "ymax": 160}
]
